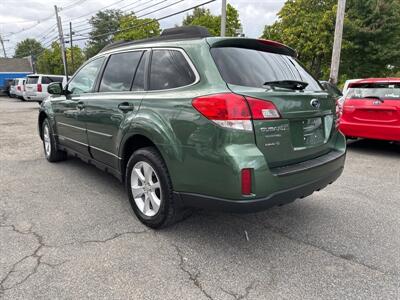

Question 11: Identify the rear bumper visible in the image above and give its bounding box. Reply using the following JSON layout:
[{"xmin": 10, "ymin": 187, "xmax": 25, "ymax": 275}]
[
  {"xmin": 176, "ymin": 156, "xmax": 344, "ymax": 213},
  {"xmin": 340, "ymin": 121, "xmax": 400, "ymax": 141}
]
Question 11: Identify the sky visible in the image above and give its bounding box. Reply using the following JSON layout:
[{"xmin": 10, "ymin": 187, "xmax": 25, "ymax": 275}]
[{"xmin": 0, "ymin": 0, "xmax": 285, "ymax": 57}]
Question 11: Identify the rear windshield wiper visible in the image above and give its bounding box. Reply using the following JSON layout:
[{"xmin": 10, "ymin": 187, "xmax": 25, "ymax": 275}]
[
  {"xmin": 363, "ymin": 96, "xmax": 384, "ymax": 102},
  {"xmin": 263, "ymin": 80, "xmax": 309, "ymax": 91}
]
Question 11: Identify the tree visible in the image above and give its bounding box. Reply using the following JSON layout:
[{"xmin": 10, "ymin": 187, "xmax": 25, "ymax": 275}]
[
  {"xmin": 85, "ymin": 9, "xmax": 122, "ymax": 58},
  {"xmin": 182, "ymin": 4, "xmax": 241, "ymax": 36},
  {"xmin": 14, "ymin": 38, "xmax": 44, "ymax": 59},
  {"xmin": 36, "ymin": 42, "xmax": 85, "ymax": 75},
  {"xmin": 114, "ymin": 14, "xmax": 161, "ymax": 41},
  {"xmin": 262, "ymin": 0, "xmax": 337, "ymax": 79},
  {"xmin": 262, "ymin": 0, "xmax": 400, "ymax": 83},
  {"xmin": 341, "ymin": 0, "xmax": 400, "ymax": 79}
]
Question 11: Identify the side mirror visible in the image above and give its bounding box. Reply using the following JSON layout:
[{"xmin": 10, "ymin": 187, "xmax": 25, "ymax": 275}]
[{"xmin": 47, "ymin": 82, "xmax": 63, "ymax": 95}]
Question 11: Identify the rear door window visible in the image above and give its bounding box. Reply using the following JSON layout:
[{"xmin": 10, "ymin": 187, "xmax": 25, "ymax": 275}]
[
  {"xmin": 149, "ymin": 49, "xmax": 196, "ymax": 90},
  {"xmin": 211, "ymin": 47, "xmax": 322, "ymax": 91},
  {"xmin": 26, "ymin": 76, "xmax": 39, "ymax": 84},
  {"xmin": 99, "ymin": 51, "xmax": 143, "ymax": 92}
]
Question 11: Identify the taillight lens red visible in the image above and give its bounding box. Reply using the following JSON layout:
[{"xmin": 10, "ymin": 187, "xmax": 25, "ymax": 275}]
[
  {"xmin": 192, "ymin": 93, "xmax": 251, "ymax": 120},
  {"xmin": 241, "ymin": 168, "xmax": 252, "ymax": 195},
  {"xmin": 37, "ymin": 84, "xmax": 42, "ymax": 92},
  {"xmin": 246, "ymin": 97, "xmax": 281, "ymax": 119},
  {"xmin": 17, "ymin": 86, "xmax": 21, "ymax": 91},
  {"xmin": 192, "ymin": 93, "xmax": 281, "ymax": 131}
]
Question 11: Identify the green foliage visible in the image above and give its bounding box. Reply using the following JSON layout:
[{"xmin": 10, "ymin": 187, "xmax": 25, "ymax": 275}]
[
  {"xmin": 182, "ymin": 4, "xmax": 241, "ymax": 36},
  {"xmin": 14, "ymin": 38, "xmax": 44, "ymax": 59},
  {"xmin": 262, "ymin": 0, "xmax": 400, "ymax": 82},
  {"xmin": 114, "ymin": 14, "xmax": 161, "ymax": 41},
  {"xmin": 262, "ymin": 0, "xmax": 337, "ymax": 79},
  {"xmin": 37, "ymin": 42, "xmax": 85, "ymax": 75},
  {"xmin": 341, "ymin": 0, "xmax": 400, "ymax": 79},
  {"xmin": 85, "ymin": 9, "xmax": 122, "ymax": 58}
]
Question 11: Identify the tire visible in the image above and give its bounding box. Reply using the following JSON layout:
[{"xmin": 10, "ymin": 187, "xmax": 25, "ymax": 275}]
[
  {"xmin": 125, "ymin": 147, "xmax": 189, "ymax": 228},
  {"xmin": 42, "ymin": 118, "xmax": 67, "ymax": 162}
]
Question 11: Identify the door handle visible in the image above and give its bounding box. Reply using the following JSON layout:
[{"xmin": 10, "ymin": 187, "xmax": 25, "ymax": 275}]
[
  {"xmin": 77, "ymin": 101, "xmax": 85, "ymax": 110},
  {"xmin": 118, "ymin": 102, "xmax": 134, "ymax": 112}
]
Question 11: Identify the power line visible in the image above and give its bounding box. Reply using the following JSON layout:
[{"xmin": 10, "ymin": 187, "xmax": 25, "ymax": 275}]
[
  {"xmin": 72, "ymin": 0, "xmax": 186, "ymax": 36},
  {"xmin": 73, "ymin": 0, "xmax": 216, "ymax": 42}
]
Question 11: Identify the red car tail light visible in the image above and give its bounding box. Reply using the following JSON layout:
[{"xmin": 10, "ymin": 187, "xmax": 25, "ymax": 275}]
[
  {"xmin": 37, "ymin": 84, "xmax": 42, "ymax": 92},
  {"xmin": 17, "ymin": 86, "xmax": 21, "ymax": 91},
  {"xmin": 192, "ymin": 93, "xmax": 281, "ymax": 131},
  {"xmin": 241, "ymin": 168, "xmax": 252, "ymax": 195}
]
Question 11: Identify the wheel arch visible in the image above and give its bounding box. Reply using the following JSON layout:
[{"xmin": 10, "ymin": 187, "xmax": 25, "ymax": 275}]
[{"xmin": 38, "ymin": 111, "xmax": 48, "ymax": 140}]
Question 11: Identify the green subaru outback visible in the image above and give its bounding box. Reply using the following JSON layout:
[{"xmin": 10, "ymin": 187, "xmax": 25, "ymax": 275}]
[{"xmin": 38, "ymin": 26, "xmax": 346, "ymax": 228}]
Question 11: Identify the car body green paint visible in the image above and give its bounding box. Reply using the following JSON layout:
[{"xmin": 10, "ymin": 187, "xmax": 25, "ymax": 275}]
[{"xmin": 39, "ymin": 36, "xmax": 346, "ymax": 206}]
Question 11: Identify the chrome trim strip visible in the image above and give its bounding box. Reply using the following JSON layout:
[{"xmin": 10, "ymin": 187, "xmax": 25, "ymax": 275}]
[
  {"xmin": 58, "ymin": 135, "xmax": 121, "ymax": 160},
  {"xmin": 90, "ymin": 145, "xmax": 121, "ymax": 159},
  {"xmin": 58, "ymin": 135, "xmax": 88, "ymax": 147},
  {"xmin": 87, "ymin": 129, "xmax": 112, "ymax": 138},
  {"xmin": 58, "ymin": 122, "xmax": 86, "ymax": 131}
]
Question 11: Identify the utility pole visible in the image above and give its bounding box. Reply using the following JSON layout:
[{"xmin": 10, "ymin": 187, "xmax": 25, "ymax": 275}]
[
  {"xmin": 221, "ymin": 0, "xmax": 227, "ymax": 37},
  {"xmin": 329, "ymin": 0, "xmax": 346, "ymax": 85},
  {"xmin": 69, "ymin": 22, "xmax": 74, "ymax": 72},
  {"xmin": 54, "ymin": 5, "xmax": 68, "ymax": 78},
  {"xmin": 0, "ymin": 34, "xmax": 7, "ymax": 58}
]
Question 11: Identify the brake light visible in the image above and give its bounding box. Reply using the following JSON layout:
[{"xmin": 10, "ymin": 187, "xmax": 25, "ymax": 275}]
[
  {"xmin": 246, "ymin": 97, "xmax": 281, "ymax": 119},
  {"xmin": 37, "ymin": 84, "xmax": 42, "ymax": 92},
  {"xmin": 192, "ymin": 93, "xmax": 281, "ymax": 131},
  {"xmin": 17, "ymin": 86, "xmax": 21, "ymax": 91},
  {"xmin": 241, "ymin": 168, "xmax": 252, "ymax": 195},
  {"xmin": 192, "ymin": 93, "xmax": 252, "ymax": 131}
]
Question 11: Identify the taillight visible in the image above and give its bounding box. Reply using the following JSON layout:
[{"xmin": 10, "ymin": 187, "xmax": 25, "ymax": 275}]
[
  {"xmin": 17, "ymin": 86, "xmax": 21, "ymax": 91},
  {"xmin": 246, "ymin": 97, "xmax": 281, "ymax": 119},
  {"xmin": 241, "ymin": 168, "xmax": 252, "ymax": 195},
  {"xmin": 192, "ymin": 93, "xmax": 252, "ymax": 131},
  {"xmin": 37, "ymin": 84, "xmax": 42, "ymax": 92},
  {"xmin": 192, "ymin": 93, "xmax": 281, "ymax": 131}
]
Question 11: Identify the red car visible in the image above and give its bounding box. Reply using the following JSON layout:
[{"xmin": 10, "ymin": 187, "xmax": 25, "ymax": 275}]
[{"xmin": 339, "ymin": 78, "xmax": 400, "ymax": 141}]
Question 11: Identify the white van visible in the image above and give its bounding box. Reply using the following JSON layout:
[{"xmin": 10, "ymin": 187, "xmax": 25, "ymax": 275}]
[
  {"xmin": 23, "ymin": 74, "xmax": 67, "ymax": 102},
  {"xmin": 15, "ymin": 78, "xmax": 26, "ymax": 99}
]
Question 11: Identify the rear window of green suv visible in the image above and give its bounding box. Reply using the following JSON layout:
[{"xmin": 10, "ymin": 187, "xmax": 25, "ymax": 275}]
[
  {"xmin": 211, "ymin": 47, "xmax": 322, "ymax": 91},
  {"xmin": 149, "ymin": 49, "xmax": 196, "ymax": 90}
]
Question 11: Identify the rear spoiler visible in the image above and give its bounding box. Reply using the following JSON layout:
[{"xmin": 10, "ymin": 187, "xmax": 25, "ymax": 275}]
[{"xmin": 207, "ymin": 38, "xmax": 297, "ymax": 57}]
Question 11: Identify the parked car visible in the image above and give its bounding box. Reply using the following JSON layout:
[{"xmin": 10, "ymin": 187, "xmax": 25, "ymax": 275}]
[
  {"xmin": 24, "ymin": 74, "xmax": 67, "ymax": 102},
  {"xmin": 9, "ymin": 79, "xmax": 17, "ymax": 97},
  {"xmin": 320, "ymin": 81, "xmax": 343, "ymax": 99},
  {"xmin": 342, "ymin": 79, "xmax": 361, "ymax": 95},
  {"xmin": 38, "ymin": 26, "xmax": 346, "ymax": 228},
  {"xmin": 340, "ymin": 78, "xmax": 400, "ymax": 141},
  {"xmin": 15, "ymin": 78, "xmax": 26, "ymax": 99}
]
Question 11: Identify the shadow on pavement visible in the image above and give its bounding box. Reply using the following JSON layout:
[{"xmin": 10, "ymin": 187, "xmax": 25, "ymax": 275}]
[{"xmin": 346, "ymin": 139, "xmax": 400, "ymax": 156}]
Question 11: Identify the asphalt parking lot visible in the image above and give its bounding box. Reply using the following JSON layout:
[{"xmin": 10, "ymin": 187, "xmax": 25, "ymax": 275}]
[{"xmin": 0, "ymin": 96, "xmax": 399, "ymax": 299}]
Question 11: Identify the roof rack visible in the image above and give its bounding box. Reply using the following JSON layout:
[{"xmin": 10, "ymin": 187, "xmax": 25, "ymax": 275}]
[{"xmin": 100, "ymin": 26, "xmax": 211, "ymax": 53}]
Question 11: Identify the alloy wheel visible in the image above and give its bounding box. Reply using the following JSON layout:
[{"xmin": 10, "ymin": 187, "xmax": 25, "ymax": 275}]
[{"xmin": 131, "ymin": 161, "xmax": 162, "ymax": 217}]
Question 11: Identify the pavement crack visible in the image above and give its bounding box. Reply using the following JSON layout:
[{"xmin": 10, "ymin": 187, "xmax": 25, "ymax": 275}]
[
  {"xmin": 220, "ymin": 280, "xmax": 257, "ymax": 300},
  {"xmin": 79, "ymin": 229, "xmax": 150, "ymax": 245},
  {"xmin": 0, "ymin": 224, "xmax": 65, "ymax": 294},
  {"xmin": 259, "ymin": 219, "xmax": 391, "ymax": 276},
  {"xmin": 173, "ymin": 244, "xmax": 214, "ymax": 300}
]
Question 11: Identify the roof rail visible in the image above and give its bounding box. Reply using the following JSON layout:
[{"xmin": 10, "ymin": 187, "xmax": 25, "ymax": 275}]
[{"xmin": 100, "ymin": 26, "xmax": 211, "ymax": 53}]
